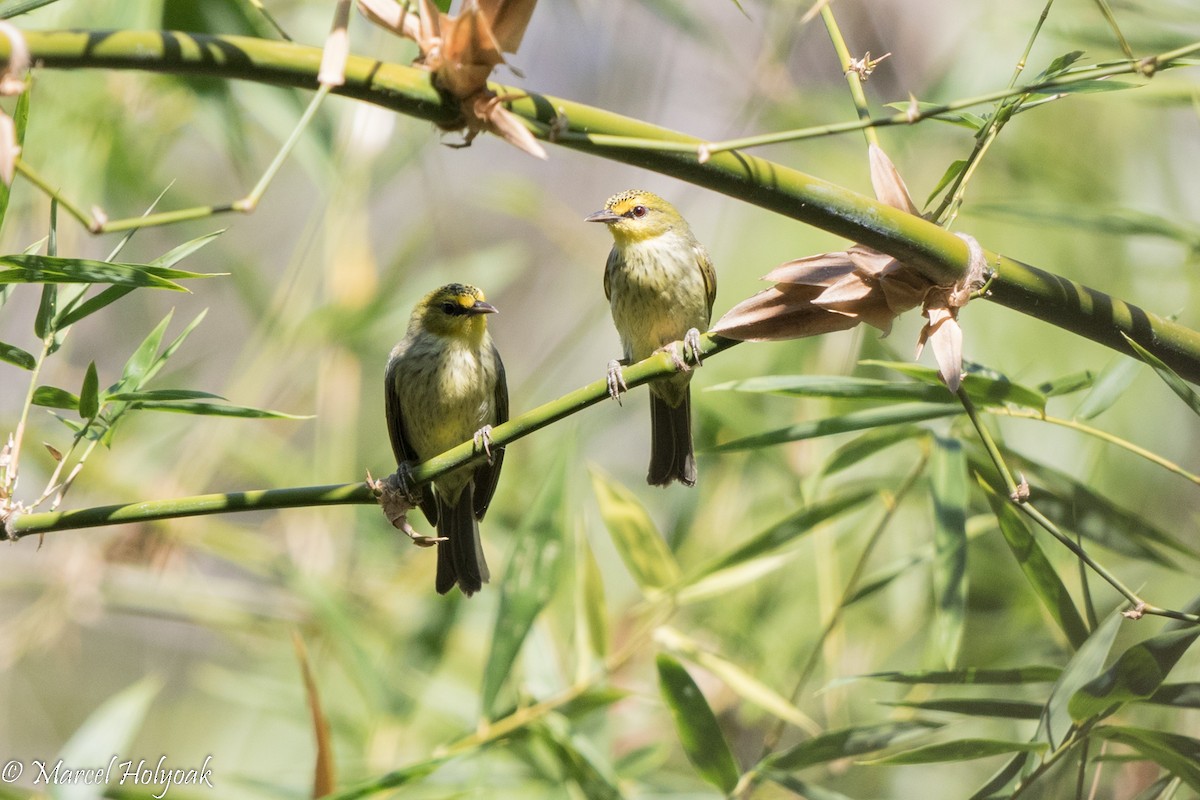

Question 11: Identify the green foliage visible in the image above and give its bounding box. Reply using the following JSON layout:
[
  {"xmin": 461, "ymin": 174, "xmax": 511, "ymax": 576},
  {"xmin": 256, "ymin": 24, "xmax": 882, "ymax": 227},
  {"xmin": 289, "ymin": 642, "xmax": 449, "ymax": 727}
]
[{"xmin": 1, "ymin": 3, "xmax": 1198, "ymax": 800}]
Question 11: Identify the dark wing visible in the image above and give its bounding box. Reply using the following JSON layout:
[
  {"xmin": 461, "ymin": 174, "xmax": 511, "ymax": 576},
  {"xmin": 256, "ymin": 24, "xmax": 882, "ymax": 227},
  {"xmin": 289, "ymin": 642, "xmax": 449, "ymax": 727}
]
[
  {"xmin": 472, "ymin": 341, "xmax": 508, "ymax": 521},
  {"xmin": 602, "ymin": 246, "xmax": 620, "ymax": 302},
  {"xmin": 695, "ymin": 241, "xmax": 717, "ymax": 320},
  {"xmin": 384, "ymin": 352, "xmax": 437, "ymax": 522}
]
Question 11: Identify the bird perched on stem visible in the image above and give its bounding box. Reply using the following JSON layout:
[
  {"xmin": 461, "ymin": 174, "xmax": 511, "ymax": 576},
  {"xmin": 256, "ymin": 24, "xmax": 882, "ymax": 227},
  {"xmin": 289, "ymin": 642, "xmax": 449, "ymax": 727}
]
[
  {"xmin": 586, "ymin": 190, "xmax": 716, "ymax": 487},
  {"xmin": 384, "ymin": 283, "xmax": 508, "ymax": 596}
]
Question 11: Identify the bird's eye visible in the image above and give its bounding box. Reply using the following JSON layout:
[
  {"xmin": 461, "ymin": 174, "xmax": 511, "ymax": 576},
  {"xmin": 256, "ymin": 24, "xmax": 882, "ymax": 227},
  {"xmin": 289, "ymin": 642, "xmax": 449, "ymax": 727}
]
[
  {"xmin": 440, "ymin": 301, "xmax": 457, "ymax": 314},
  {"xmin": 632, "ymin": 205, "xmax": 648, "ymax": 218}
]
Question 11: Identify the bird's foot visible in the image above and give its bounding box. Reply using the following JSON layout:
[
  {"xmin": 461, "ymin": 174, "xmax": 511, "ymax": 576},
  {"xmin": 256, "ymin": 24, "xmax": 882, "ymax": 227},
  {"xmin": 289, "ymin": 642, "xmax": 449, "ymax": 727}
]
[
  {"xmin": 606, "ymin": 359, "xmax": 628, "ymax": 404},
  {"xmin": 683, "ymin": 328, "xmax": 704, "ymax": 367},
  {"xmin": 473, "ymin": 424, "xmax": 496, "ymax": 464},
  {"xmin": 366, "ymin": 468, "xmax": 444, "ymax": 548}
]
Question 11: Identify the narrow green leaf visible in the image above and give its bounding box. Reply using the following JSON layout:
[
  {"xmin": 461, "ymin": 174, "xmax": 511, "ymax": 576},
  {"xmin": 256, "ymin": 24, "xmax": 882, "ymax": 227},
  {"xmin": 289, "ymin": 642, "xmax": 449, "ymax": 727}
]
[
  {"xmin": 590, "ymin": 467, "xmax": 680, "ymax": 591},
  {"xmin": 483, "ymin": 457, "xmax": 569, "ymax": 717},
  {"xmin": 823, "ymin": 425, "xmax": 927, "ymax": 475},
  {"xmin": 557, "ymin": 687, "xmax": 629, "ymax": 721},
  {"xmin": 107, "ymin": 389, "xmax": 224, "ymax": 402},
  {"xmin": 35, "ymin": 283, "xmax": 56, "ymax": 339},
  {"xmin": 1038, "ymin": 51, "xmax": 1085, "ymax": 79},
  {"xmin": 120, "ymin": 311, "xmax": 174, "ymax": 390},
  {"xmin": 980, "ymin": 479, "xmax": 1089, "ymax": 649},
  {"xmin": 1037, "ymin": 370, "xmax": 1096, "ymax": 397},
  {"xmin": 711, "ymin": 402, "xmax": 960, "ymax": 452},
  {"xmin": 128, "ymin": 401, "xmax": 310, "ymax": 419},
  {"xmin": 1145, "ymin": 682, "xmax": 1200, "ymax": 708},
  {"xmin": 883, "ymin": 698, "xmax": 1043, "ymax": 719},
  {"xmin": 765, "ymin": 721, "xmax": 942, "ymax": 771},
  {"xmin": 967, "ymin": 751, "xmax": 1033, "ymax": 800},
  {"xmin": 655, "ymin": 653, "xmax": 740, "ymax": 794},
  {"xmin": 0, "ymin": 254, "xmax": 209, "ymax": 291},
  {"xmin": 1068, "ymin": 620, "xmax": 1200, "ymax": 722},
  {"xmin": 148, "ymin": 230, "xmax": 224, "ymax": 269},
  {"xmin": 861, "ymin": 666, "xmax": 1062, "ymax": 685},
  {"xmin": 0, "ymin": 340, "xmax": 35, "ymax": 370},
  {"xmin": 987, "ymin": 451, "xmax": 1192, "ymax": 561},
  {"xmin": 1092, "ymin": 726, "xmax": 1200, "ymax": 791},
  {"xmin": 858, "ymin": 360, "xmax": 1047, "ymax": 411},
  {"xmin": 531, "ymin": 717, "xmax": 623, "ymax": 800},
  {"xmin": 143, "ymin": 310, "xmax": 208, "ymax": 386},
  {"xmin": 32, "ymin": 385, "xmax": 79, "ymax": 410},
  {"xmin": 1122, "ymin": 332, "xmax": 1200, "ymax": 418},
  {"xmin": 0, "ymin": 0, "xmax": 64, "ymax": 18},
  {"xmin": 690, "ymin": 486, "xmax": 878, "ymax": 581},
  {"xmin": 574, "ymin": 523, "xmax": 608, "ymax": 663},
  {"xmin": 55, "ymin": 677, "xmax": 162, "ymax": 800},
  {"xmin": 78, "ymin": 362, "xmax": 100, "ymax": 420},
  {"xmin": 709, "ymin": 375, "xmax": 951, "ymax": 402},
  {"xmin": 55, "ymin": 285, "xmax": 136, "ymax": 329},
  {"xmin": 862, "ymin": 738, "xmax": 1046, "ymax": 765},
  {"xmin": 658, "ymin": 626, "xmax": 818, "ymax": 735},
  {"xmin": 931, "ymin": 437, "xmax": 968, "ymax": 669},
  {"xmin": 884, "ymin": 101, "xmax": 986, "ymax": 129},
  {"xmin": 1040, "ymin": 610, "xmax": 1122, "ymax": 749},
  {"xmin": 1073, "ymin": 356, "xmax": 1141, "ymax": 420},
  {"xmin": 926, "ymin": 159, "xmax": 968, "ymax": 208},
  {"xmin": 1031, "ymin": 79, "xmax": 1138, "ymax": 94}
]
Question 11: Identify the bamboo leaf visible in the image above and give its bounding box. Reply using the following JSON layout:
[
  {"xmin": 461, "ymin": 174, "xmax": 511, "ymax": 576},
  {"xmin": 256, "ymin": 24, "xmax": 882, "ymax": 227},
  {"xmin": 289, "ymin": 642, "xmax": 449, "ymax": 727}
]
[
  {"xmin": 712, "ymin": 403, "xmax": 961, "ymax": 452},
  {"xmin": 107, "ymin": 389, "xmax": 225, "ymax": 402},
  {"xmin": 120, "ymin": 311, "xmax": 174, "ymax": 390},
  {"xmin": 858, "ymin": 361, "xmax": 1047, "ymax": 411},
  {"xmin": 1037, "ymin": 370, "xmax": 1096, "ymax": 397},
  {"xmin": 931, "ymin": 437, "xmax": 968, "ymax": 669},
  {"xmin": 1040, "ymin": 610, "xmax": 1122, "ymax": 749},
  {"xmin": 884, "ymin": 101, "xmax": 986, "ymax": 130},
  {"xmin": 483, "ymin": 456, "xmax": 569, "ymax": 717},
  {"xmin": 764, "ymin": 773, "xmax": 859, "ymax": 800},
  {"xmin": 78, "ymin": 361, "xmax": 100, "ymax": 420},
  {"xmin": 655, "ymin": 653, "xmax": 740, "ymax": 794},
  {"xmin": 55, "ymin": 676, "xmax": 162, "ymax": 800},
  {"xmin": 574, "ymin": 523, "xmax": 608, "ymax": 663},
  {"xmin": 860, "ymin": 666, "xmax": 1062, "ymax": 685},
  {"xmin": 926, "ymin": 159, "xmax": 968, "ymax": 207},
  {"xmin": 148, "ymin": 230, "xmax": 224, "ymax": 269},
  {"xmin": 0, "ymin": 340, "xmax": 35, "ymax": 370},
  {"xmin": 1092, "ymin": 726, "xmax": 1200, "ymax": 791},
  {"xmin": 35, "ymin": 283, "xmax": 56, "ymax": 339},
  {"xmin": 1144, "ymin": 682, "xmax": 1200, "ymax": 708},
  {"xmin": 708, "ymin": 375, "xmax": 951, "ymax": 402},
  {"xmin": 883, "ymin": 698, "xmax": 1043, "ymax": 719},
  {"xmin": 823, "ymin": 425, "xmax": 928, "ymax": 475},
  {"xmin": 764, "ymin": 721, "xmax": 942, "ymax": 771},
  {"xmin": 657, "ymin": 626, "xmax": 818, "ymax": 735},
  {"xmin": 1122, "ymin": 332, "xmax": 1200, "ymax": 417},
  {"xmin": 32, "ymin": 385, "xmax": 79, "ymax": 410},
  {"xmin": 590, "ymin": 467, "xmax": 680, "ymax": 591},
  {"xmin": 862, "ymin": 738, "xmax": 1046, "ymax": 765},
  {"xmin": 689, "ymin": 486, "xmax": 878, "ymax": 581},
  {"xmin": 127, "ymin": 401, "xmax": 310, "ymax": 419},
  {"xmin": 55, "ymin": 285, "xmax": 135, "ymax": 329},
  {"xmin": 0, "ymin": 254, "xmax": 210, "ymax": 291},
  {"xmin": 980, "ymin": 478, "xmax": 1089, "ymax": 649},
  {"xmin": 1069, "ymin": 608, "xmax": 1200, "ymax": 722},
  {"xmin": 1073, "ymin": 356, "xmax": 1140, "ymax": 420},
  {"xmin": 530, "ymin": 717, "xmax": 623, "ymax": 800}
]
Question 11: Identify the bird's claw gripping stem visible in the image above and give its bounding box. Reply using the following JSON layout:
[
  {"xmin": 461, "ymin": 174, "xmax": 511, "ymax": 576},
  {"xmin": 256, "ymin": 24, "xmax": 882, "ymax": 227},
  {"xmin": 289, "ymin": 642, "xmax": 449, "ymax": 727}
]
[
  {"xmin": 683, "ymin": 328, "xmax": 704, "ymax": 368},
  {"xmin": 367, "ymin": 468, "xmax": 445, "ymax": 547},
  {"xmin": 473, "ymin": 425, "xmax": 496, "ymax": 463},
  {"xmin": 607, "ymin": 359, "xmax": 628, "ymax": 405}
]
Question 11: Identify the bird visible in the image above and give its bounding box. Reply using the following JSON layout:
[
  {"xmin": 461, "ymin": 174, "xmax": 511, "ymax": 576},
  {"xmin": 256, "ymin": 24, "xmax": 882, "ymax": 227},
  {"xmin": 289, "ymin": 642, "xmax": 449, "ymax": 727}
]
[
  {"xmin": 586, "ymin": 190, "xmax": 716, "ymax": 487},
  {"xmin": 384, "ymin": 283, "xmax": 508, "ymax": 596}
]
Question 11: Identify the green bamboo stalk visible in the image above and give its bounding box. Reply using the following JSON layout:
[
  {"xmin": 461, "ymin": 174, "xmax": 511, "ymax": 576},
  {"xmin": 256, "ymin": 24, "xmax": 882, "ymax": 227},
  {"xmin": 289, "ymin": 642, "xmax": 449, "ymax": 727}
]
[
  {"xmin": 4, "ymin": 334, "xmax": 739, "ymax": 538},
  {"xmin": 4, "ymin": 30, "xmax": 1200, "ymax": 381}
]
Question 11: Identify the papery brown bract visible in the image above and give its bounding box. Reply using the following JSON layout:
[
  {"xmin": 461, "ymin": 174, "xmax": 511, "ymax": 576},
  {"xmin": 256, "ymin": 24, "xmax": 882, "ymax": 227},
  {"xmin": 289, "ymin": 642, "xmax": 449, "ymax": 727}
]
[
  {"xmin": 714, "ymin": 144, "xmax": 985, "ymax": 390},
  {"xmin": 358, "ymin": 0, "xmax": 546, "ymax": 158}
]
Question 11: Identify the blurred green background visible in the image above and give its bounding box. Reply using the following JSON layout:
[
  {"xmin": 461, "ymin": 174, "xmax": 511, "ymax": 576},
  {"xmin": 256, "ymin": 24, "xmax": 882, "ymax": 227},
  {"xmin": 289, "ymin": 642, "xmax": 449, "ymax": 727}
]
[{"xmin": 0, "ymin": 1, "xmax": 1198, "ymax": 798}]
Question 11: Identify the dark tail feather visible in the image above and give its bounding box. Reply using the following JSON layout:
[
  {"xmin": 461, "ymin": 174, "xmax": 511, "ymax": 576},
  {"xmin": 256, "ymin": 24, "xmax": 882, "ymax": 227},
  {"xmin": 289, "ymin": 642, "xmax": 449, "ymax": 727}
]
[
  {"xmin": 648, "ymin": 389, "xmax": 696, "ymax": 487},
  {"xmin": 435, "ymin": 488, "xmax": 491, "ymax": 596}
]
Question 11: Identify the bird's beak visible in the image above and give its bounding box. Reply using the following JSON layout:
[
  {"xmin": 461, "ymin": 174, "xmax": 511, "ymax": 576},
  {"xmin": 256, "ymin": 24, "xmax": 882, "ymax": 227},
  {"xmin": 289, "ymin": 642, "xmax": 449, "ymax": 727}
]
[
  {"xmin": 468, "ymin": 300, "xmax": 498, "ymax": 315},
  {"xmin": 585, "ymin": 209, "xmax": 621, "ymax": 224}
]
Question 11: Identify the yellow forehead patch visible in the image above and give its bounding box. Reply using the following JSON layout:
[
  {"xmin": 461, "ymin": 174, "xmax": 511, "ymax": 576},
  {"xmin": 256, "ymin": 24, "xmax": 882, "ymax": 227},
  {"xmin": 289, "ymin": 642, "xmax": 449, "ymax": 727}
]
[{"xmin": 605, "ymin": 189, "xmax": 662, "ymax": 214}]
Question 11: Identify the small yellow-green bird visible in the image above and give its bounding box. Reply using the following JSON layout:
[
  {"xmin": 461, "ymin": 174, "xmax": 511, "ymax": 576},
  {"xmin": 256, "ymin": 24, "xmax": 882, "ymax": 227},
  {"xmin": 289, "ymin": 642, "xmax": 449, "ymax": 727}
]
[
  {"xmin": 586, "ymin": 190, "xmax": 717, "ymax": 487},
  {"xmin": 384, "ymin": 283, "xmax": 508, "ymax": 596}
]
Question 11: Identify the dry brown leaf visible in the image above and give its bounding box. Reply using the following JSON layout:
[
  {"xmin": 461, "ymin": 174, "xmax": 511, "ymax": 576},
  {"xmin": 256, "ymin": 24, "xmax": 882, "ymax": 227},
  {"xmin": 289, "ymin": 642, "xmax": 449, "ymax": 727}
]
[
  {"xmin": 359, "ymin": 0, "xmax": 543, "ymax": 157},
  {"xmin": 716, "ymin": 145, "xmax": 988, "ymax": 389}
]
